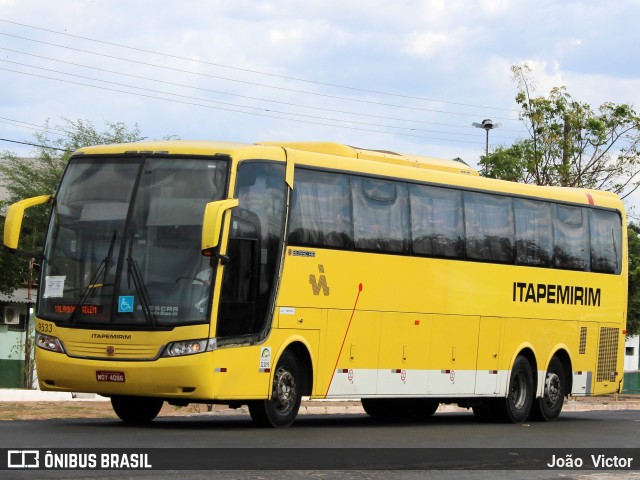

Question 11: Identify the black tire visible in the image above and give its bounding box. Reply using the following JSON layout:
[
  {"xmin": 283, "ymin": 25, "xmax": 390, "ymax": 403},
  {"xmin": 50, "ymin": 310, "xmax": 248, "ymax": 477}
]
[
  {"xmin": 408, "ymin": 398, "xmax": 439, "ymax": 420},
  {"xmin": 248, "ymin": 351, "xmax": 302, "ymax": 428},
  {"xmin": 472, "ymin": 402, "xmax": 496, "ymax": 422},
  {"xmin": 362, "ymin": 398, "xmax": 439, "ymax": 420},
  {"xmin": 361, "ymin": 398, "xmax": 394, "ymax": 418},
  {"xmin": 494, "ymin": 355, "xmax": 534, "ymax": 423},
  {"xmin": 110, "ymin": 395, "xmax": 163, "ymax": 424},
  {"xmin": 530, "ymin": 356, "xmax": 566, "ymax": 422}
]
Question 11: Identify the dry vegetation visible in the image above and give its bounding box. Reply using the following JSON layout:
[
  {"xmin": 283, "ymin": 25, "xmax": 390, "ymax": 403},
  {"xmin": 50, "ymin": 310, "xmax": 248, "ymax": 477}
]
[{"xmin": 0, "ymin": 401, "xmax": 221, "ymax": 421}]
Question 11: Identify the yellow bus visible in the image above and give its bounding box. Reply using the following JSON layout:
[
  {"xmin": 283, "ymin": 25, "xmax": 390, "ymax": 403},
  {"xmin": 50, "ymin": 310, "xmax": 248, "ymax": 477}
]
[{"xmin": 4, "ymin": 140, "xmax": 626, "ymax": 427}]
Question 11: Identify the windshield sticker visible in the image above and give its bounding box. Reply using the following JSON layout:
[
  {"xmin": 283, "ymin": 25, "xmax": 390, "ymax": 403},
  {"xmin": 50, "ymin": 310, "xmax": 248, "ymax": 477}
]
[
  {"xmin": 43, "ymin": 276, "xmax": 66, "ymax": 298},
  {"xmin": 259, "ymin": 347, "xmax": 272, "ymax": 371},
  {"xmin": 118, "ymin": 296, "xmax": 135, "ymax": 313},
  {"xmin": 137, "ymin": 305, "xmax": 179, "ymax": 317}
]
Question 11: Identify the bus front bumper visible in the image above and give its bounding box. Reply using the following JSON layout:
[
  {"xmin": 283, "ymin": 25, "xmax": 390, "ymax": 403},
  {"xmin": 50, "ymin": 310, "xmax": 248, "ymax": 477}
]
[{"xmin": 35, "ymin": 347, "xmax": 217, "ymax": 400}]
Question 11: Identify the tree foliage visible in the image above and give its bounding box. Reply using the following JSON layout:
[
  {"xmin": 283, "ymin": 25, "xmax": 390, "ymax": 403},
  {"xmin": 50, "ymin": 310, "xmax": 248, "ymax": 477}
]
[
  {"xmin": 480, "ymin": 65, "xmax": 640, "ymax": 199},
  {"xmin": 628, "ymin": 224, "xmax": 640, "ymax": 337},
  {"xmin": 0, "ymin": 118, "xmax": 144, "ymax": 295}
]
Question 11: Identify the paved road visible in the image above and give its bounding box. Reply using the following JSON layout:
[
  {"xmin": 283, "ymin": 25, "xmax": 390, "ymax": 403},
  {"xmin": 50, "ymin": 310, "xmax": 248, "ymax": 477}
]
[{"xmin": 1, "ymin": 409, "xmax": 639, "ymax": 479}]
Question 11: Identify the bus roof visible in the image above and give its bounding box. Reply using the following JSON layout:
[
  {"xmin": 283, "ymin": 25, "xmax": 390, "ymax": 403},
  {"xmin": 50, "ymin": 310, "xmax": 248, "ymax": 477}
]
[
  {"xmin": 76, "ymin": 141, "xmax": 478, "ymax": 176},
  {"xmin": 257, "ymin": 141, "xmax": 479, "ymax": 176},
  {"xmin": 73, "ymin": 140, "xmax": 623, "ymax": 211}
]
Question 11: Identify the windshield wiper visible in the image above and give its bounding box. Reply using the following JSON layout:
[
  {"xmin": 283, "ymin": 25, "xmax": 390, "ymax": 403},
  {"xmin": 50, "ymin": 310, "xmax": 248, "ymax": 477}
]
[
  {"xmin": 126, "ymin": 241, "xmax": 157, "ymax": 327},
  {"xmin": 69, "ymin": 229, "xmax": 117, "ymax": 325}
]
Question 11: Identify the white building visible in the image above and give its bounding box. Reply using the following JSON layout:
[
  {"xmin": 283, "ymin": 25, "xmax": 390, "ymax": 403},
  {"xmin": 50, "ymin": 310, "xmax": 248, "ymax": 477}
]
[
  {"xmin": 0, "ymin": 156, "xmax": 37, "ymax": 388},
  {"xmin": 0, "ymin": 289, "xmax": 35, "ymax": 388},
  {"xmin": 625, "ymin": 335, "xmax": 640, "ymax": 371}
]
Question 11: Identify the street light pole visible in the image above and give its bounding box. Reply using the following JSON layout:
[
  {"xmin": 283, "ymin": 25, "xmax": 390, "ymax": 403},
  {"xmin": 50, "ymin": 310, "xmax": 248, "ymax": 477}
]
[{"xmin": 472, "ymin": 119, "xmax": 500, "ymax": 158}]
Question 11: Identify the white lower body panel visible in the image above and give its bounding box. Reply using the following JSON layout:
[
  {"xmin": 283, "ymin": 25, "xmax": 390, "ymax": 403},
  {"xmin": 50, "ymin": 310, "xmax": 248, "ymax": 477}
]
[{"xmin": 325, "ymin": 368, "xmax": 594, "ymax": 398}]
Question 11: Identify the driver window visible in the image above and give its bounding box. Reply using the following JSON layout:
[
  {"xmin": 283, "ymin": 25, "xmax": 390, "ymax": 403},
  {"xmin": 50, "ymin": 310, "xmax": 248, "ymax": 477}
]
[{"xmin": 217, "ymin": 162, "xmax": 286, "ymax": 339}]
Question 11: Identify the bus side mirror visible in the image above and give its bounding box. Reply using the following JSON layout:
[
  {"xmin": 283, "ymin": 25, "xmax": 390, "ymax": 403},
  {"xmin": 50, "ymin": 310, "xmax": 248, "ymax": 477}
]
[
  {"xmin": 3, "ymin": 195, "xmax": 53, "ymax": 252},
  {"xmin": 201, "ymin": 198, "xmax": 239, "ymax": 255}
]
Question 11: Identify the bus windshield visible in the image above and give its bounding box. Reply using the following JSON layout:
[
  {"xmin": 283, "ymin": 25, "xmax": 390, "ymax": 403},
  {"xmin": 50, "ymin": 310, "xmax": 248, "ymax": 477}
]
[{"xmin": 38, "ymin": 156, "xmax": 228, "ymax": 327}]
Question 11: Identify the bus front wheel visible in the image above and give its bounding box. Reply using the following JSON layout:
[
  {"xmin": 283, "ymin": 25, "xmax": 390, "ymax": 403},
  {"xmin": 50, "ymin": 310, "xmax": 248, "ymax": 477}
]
[
  {"xmin": 530, "ymin": 356, "xmax": 566, "ymax": 422},
  {"xmin": 110, "ymin": 395, "xmax": 163, "ymax": 424},
  {"xmin": 248, "ymin": 351, "xmax": 302, "ymax": 428}
]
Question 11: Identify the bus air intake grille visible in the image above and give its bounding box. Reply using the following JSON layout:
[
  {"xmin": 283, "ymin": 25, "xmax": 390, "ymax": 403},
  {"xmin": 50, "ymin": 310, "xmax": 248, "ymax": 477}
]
[
  {"xmin": 579, "ymin": 327, "xmax": 587, "ymax": 354},
  {"xmin": 64, "ymin": 341, "xmax": 161, "ymax": 360},
  {"xmin": 596, "ymin": 327, "xmax": 619, "ymax": 382}
]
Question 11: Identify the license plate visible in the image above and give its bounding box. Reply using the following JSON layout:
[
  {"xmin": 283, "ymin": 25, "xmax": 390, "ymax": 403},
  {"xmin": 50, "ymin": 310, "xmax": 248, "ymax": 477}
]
[{"xmin": 96, "ymin": 371, "xmax": 125, "ymax": 382}]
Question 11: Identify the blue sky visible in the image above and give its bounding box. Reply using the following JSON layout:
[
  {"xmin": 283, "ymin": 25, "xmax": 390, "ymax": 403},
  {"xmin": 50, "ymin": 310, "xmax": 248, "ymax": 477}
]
[{"xmin": 1, "ymin": 0, "xmax": 639, "ymax": 201}]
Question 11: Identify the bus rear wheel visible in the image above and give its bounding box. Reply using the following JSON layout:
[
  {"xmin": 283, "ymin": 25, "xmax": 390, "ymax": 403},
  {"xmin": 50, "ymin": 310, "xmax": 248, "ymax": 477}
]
[
  {"xmin": 411, "ymin": 399, "xmax": 439, "ymax": 419},
  {"xmin": 361, "ymin": 398, "xmax": 439, "ymax": 420},
  {"xmin": 361, "ymin": 398, "xmax": 392, "ymax": 417},
  {"xmin": 472, "ymin": 402, "xmax": 495, "ymax": 422},
  {"xmin": 110, "ymin": 395, "xmax": 163, "ymax": 424},
  {"xmin": 530, "ymin": 356, "xmax": 566, "ymax": 422},
  {"xmin": 248, "ymin": 351, "xmax": 302, "ymax": 428},
  {"xmin": 494, "ymin": 355, "xmax": 534, "ymax": 423}
]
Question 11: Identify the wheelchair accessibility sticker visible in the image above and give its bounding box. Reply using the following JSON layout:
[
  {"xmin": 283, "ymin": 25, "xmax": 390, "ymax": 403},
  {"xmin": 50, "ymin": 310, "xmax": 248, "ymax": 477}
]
[{"xmin": 118, "ymin": 296, "xmax": 134, "ymax": 313}]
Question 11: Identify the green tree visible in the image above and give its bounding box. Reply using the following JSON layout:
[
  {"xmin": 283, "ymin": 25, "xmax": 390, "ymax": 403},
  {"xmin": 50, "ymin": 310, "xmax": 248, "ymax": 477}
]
[
  {"xmin": 0, "ymin": 118, "xmax": 145, "ymax": 295},
  {"xmin": 480, "ymin": 64, "xmax": 640, "ymax": 199},
  {"xmin": 628, "ymin": 224, "xmax": 640, "ymax": 337},
  {"xmin": 478, "ymin": 140, "xmax": 536, "ymax": 183}
]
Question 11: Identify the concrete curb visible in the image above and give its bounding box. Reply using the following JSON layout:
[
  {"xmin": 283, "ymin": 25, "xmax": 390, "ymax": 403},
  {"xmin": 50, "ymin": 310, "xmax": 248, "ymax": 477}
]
[
  {"xmin": 0, "ymin": 389, "xmax": 106, "ymax": 402},
  {"xmin": 2, "ymin": 389, "xmax": 640, "ymax": 413}
]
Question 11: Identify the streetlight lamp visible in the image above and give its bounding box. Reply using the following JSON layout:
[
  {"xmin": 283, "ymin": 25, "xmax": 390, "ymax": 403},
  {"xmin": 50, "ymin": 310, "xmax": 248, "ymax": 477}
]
[{"xmin": 472, "ymin": 118, "xmax": 500, "ymax": 158}]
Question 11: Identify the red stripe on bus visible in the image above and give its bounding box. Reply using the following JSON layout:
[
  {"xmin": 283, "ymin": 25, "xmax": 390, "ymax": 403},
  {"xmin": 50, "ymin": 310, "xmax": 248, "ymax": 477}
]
[{"xmin": 326, "ymin": 283, "xmax": 364, "ymax": 396}]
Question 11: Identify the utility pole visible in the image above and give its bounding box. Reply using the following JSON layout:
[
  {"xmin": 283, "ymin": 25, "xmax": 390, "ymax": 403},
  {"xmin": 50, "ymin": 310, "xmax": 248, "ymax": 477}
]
[{"xmin": 472, "ymin": 119, "xmax": 500, "ymax": 158}]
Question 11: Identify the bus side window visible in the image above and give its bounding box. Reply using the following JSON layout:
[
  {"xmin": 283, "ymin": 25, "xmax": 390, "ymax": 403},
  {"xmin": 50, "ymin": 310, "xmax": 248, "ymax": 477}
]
[
  {"xmin": 590, "ymin": 209, "xmax": 622, "ymax": 274},
  {"xmin": 464, "ymin": 192, "xmax": 515, "ymax": 263},
  {"xmin": 352, "ymin": 177, "xmax": 409, "ymax": 253},
  {"xmin": 514, "ymin": 198, "xmax": 553, "ymax": 267},
  {"xmin": 410, "ymin": 185, "xmax": 464, "ymax": 259},
  {"xmin": 554, "ymin": 205, "xmax": 589, "ymax": 271},
  {"xmin": 288, "ymin": 169, "xmax": 353, "ymax": 249}
]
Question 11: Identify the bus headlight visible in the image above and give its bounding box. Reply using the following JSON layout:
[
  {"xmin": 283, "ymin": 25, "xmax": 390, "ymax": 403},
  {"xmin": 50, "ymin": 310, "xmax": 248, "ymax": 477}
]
[
  {"xmin": 35, "ymin": 331, "xmax": 66, "ymax": 353},
  {"xmin": 162, "ymin": 338, "xmax": 217, "ymax": 357}
]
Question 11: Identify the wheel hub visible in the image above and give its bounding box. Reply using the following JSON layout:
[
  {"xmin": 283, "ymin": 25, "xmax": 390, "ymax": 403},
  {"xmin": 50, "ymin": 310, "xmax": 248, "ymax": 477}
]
[
  {"xmin": 273, "ymin": 368, "xmax": 296, "ymax": 413},
  {"xmin": 544, "ymin": 372, "xmax": 562, "ymax": 406}
]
